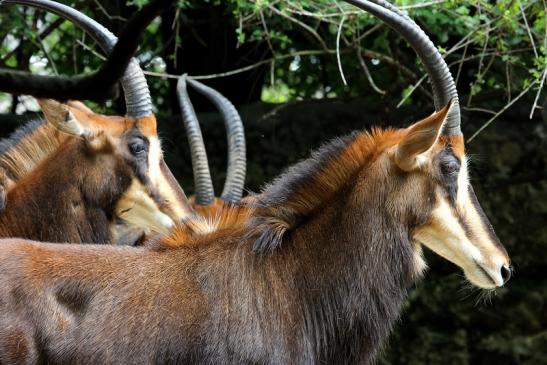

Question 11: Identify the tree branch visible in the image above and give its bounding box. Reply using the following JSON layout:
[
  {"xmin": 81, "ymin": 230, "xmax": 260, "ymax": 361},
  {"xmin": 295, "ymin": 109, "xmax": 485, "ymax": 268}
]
[{"xmin": 0, "ymin": 0, "xmax": 168, "ymax": 102}]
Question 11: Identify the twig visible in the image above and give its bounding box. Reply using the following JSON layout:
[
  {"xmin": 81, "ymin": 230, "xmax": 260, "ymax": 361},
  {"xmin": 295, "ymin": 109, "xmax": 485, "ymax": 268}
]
[
  {"xmin": 356, "ymin": 47, "xmax": 385, "ymax": 95},
  {"xmin": 144, "ymin": 50, "xmax": 331, "ymax": 80},
  {"xmin": 172, "ymin": 7, "xmax": 181, "ymax": 68},
  {"xmin": 396, "ymin": 75, "xmax": 426, "ymax": 107},
  {"xmin": 284, "ymin": 5, "xmax": 361, "ymax": 21},
  {"xmin": 399, "ymin": 0, "xmax": 446, "ymax": 10},
  {"xmin": 93, "ymin": 0, "xmax": 127, "ymax": 22},
  {"xmin": 461, "ymin": 106, "xmax": 496, "ymax": 115},
  {"xmin": 360, "ymin": 49, "xmax": 417, "ymax": 80},
  {"xmin": 468, "ymin": 80, "xmax": 538, "ymax": 142},
  {"xmin": 259, "ymin": 8, "xmax": 276, "ymax": 78},
  {"xmin": 517, "ymin": 0, "xmax": 538, "ymax": 58},
  {"xmin": 270, "ymin": 59, "xmax": 275, "ymax": 86},
  {"xmin": 355, "ymin": 23, "xmax": 382, "ymax": 43},
  {"xmin": 267, "ymin": 4, "xmax": 330, "ymax": 52},
  {"xmin": 75, "ymin": 39, "xmax": 107, "ymax": 61},
  {"xmin": 467, "ymin": 23, "xmax": 490, "ymax": 107},
  {"xmin": 143, "ymin": 47, "xmax": 417, "ymax": 84},
  {"xmin": 34, "ymin": 32, "xmax": 58, "ymax": 75},
  {"xmin": 336, "ymin": 14, "xmax": 347, "ymax": 86},
  {"xmin": 505, "ymin": 61, "xmax": 512, "ymax": 103},
  {"xmin": 529, "ymin": 67, "xmax": 546, "ymax": 119},
  {"xmin": 454, "ymin": 42, "xmax": 468, "ymax": 87}
]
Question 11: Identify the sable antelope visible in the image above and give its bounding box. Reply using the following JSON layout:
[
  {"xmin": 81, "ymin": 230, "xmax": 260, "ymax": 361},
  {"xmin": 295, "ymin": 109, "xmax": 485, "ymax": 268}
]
[
  {"xmin": 0, "ymin": 75, "xmax": 247, "ymax": 240},
  {"xmin": 0, "ymin": 81, "xmax": 247, "ymax": 242},
  {"xmin": 0, "ymin": 0, "xmax": 196, "ymax": 243},
  {"xmin": 0, "ymin": 1, "xmax": 247, "ymax": 245},
  {"xmin": 0, "ymin": 1, "xmax": 512, "ymax": 364}
]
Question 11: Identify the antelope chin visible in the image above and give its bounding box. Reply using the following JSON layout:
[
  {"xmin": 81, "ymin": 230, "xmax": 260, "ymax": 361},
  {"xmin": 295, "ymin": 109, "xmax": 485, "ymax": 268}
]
[{"xmin": 463, "ymin": 260, "xmax": 503, "ymax": 289}]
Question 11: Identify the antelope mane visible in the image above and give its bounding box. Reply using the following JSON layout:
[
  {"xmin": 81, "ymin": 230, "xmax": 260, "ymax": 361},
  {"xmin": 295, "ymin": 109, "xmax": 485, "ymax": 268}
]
[
  {"xmin": 156, "ymin": 128, "xmax": 406, "ymax": 253},
  {"xmin": 0, "ymin": 119, "xmax": 66, "ymax": 184}
]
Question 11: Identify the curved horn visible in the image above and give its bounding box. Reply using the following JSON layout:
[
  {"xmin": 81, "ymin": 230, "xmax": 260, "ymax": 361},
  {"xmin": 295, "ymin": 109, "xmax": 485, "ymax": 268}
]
[
  {"xmin": 187, "ymin": 79, "xmax": 246, "ymax": 203},
  {"xmin": 5, "ymin": 0, "xmax": 152, "ymax": 118},
  {"xmin": 344, "ymin": 0, "xmax": 461, "ymax": 135},
  {"xmin": 176, "ymin": 75, "xmax": 215, "ymax": 206}
]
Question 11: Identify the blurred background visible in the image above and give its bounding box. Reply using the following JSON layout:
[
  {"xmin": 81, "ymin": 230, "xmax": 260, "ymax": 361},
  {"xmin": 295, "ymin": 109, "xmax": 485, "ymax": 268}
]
[{"xmin": 0, "ymin": 1, "xmax": 545, "ymax": 363}]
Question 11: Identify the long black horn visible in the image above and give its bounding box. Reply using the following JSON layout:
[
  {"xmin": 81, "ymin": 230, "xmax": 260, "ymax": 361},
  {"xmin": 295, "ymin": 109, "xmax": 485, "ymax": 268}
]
[
  {"xmin": 176, "ymin": 75, "xmax": 215, "ymax": 206},
  {"xmin": 187, "ymin": 79, "xmax": 246, "ymax": 203},
  {"xmin": 4, "ymin": 0, "xmax": 152, "ymax": 118},
  {"xmin": 344, "ymin": 0, "xmax": 461, "ymax": 135}
]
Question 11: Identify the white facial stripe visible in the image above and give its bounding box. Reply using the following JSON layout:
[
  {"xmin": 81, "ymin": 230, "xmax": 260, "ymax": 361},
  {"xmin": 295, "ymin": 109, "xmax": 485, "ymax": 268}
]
[
  {"xmin": 456, "ymin": 156, "xmax": 469, "ymax": 208},
  {"xmin": 415, "ymin": 195, "xmax": 482, "ymax": 269},
  {"xmin": 455, "ymin": 157, "xmax": 508, "ymax": 270},
  {"xmin": 114, "ymin": 179, "xmax": 175, "ymax": 235},
  {"xmin": 147, "ymin": 137, "xmax": 191, "ymax": 221},
  {"xmin": 147, "ymin": 137, "xmax": 163, "ymax": 185},
  {"xmin": 460, "ymin": 186, "xmax": 508, "ymax": 284},
  {"xmin": 415, "ymin": 181, "xmax": 508, "ymax": 289}
]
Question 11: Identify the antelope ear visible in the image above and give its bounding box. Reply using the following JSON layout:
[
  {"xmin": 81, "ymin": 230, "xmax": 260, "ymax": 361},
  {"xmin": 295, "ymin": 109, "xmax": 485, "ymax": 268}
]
[
  {"xmin": 39, "ymin": 99, "xmax": 93, "ymax": 138},
  {"xmin": 66, "ymin": 100, "xmax": 95, "ymax": 114},
  {"xmin": 395, "ymin": 101, "xmax": 453, "ymax": 171}
]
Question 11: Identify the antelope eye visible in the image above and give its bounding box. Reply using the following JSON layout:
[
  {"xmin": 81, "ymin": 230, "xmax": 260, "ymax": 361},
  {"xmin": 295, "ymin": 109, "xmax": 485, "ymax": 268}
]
[
  {"xmin": 441, "ymin": 159, "xmax": 460, "ymax": 177},
  {"xmin": 129, "ymin": 139, "xmax": 147, "ymax": 156}
]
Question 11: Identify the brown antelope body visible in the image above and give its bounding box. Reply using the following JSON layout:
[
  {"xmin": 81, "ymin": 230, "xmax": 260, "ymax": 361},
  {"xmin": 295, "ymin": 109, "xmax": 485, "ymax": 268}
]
[
  {"xmin": 0, "ymin": 1, "xmax": 512, "ymax": 364},
  {"xmin": 0, "ymin": 102, "xmax": 511, "ymax": 364}
]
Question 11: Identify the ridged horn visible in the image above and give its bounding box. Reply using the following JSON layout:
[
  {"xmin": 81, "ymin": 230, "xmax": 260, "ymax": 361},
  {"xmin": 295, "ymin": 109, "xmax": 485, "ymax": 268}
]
[
  {"xmin": 187, "ymin": 79, "xmax": 246, "ymax": 203},
  {"xmin": 4, "ymin": 0, "xmax": 152, "ymax": 118},
  {"xmin": 176, "ymin": 75, "xmax": 215, "ymax": 206},
  {"xmin": 344, "ymin": 0, "xmax": 461, "ymax": 135}
]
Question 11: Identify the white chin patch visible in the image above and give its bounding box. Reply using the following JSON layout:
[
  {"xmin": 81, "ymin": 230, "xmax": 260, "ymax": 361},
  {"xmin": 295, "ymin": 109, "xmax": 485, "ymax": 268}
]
[
  {"xmin": 115, "ymin": 179, "xmax": 175, "ymax": 235},
  {"xmin": 412, "ymin": 243, "xmax": 428, "ymax": 280},
  {"xmin": 464, "ymin": 267, "xmax": 498, "ymax": 289}
]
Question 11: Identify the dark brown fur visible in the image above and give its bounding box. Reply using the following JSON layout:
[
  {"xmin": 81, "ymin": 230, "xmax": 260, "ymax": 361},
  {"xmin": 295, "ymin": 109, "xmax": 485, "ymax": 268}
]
[
  {"xmin": 0, "ymin": 106, "xmax": 193, "ymax": 244},
  {"xmin": 0, "ymin": 136, "xmax": 132, "ymax": 242},
  {"xmin": 0, "ymin": 116, "xmax": 454, "ymax": 364}
]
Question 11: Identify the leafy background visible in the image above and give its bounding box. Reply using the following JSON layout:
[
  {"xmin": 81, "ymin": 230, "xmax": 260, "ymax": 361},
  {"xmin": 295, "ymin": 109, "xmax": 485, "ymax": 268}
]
[{"xmin": 0, "ymin": 1, "xmax": 546, "ymax": 363}]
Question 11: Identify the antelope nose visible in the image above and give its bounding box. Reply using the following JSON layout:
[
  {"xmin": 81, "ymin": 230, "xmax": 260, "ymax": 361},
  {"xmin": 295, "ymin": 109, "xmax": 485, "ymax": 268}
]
[{"xmin": 501, "ymin": 264, "xmax": 513, "ymax": 283}]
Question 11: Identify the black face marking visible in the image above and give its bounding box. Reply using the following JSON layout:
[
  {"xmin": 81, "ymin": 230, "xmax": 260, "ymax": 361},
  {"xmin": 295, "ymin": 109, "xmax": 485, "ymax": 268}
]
[
  {"xmin": 438, "ymin": 146, "xmax": 461, "ymax": 203},
  {"xmin": 124, "ymin": 130, "xmax": 149, "ymax": 161},
  {"xmin": 123, "ymin": 128, "xmax": 150, "ymax": 185},
  {"xmin": 438, "ymin": 146, "xmax": 472, "ymax": 238},
  {"xmin": 122, "ymin": 127, "xmax": 167, "ymax": 210}
]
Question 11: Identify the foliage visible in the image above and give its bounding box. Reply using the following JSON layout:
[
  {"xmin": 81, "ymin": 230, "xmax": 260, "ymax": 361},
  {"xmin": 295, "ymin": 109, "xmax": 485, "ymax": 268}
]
[
  {"xmin": 1, "ymin": 1, "xmax": 545, "ymax": 123},
  {"xmin": 234, "ymin": 0, "xmax": 545, "ymax": 112}
]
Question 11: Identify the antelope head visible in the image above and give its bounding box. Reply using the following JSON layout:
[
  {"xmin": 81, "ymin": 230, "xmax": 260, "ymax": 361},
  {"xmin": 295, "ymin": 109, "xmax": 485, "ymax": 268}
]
[
  {"xmin": 347, "ymin": 0, "xmax": 512, "ymax": 289},
  {"xmin": 39, "ymin": 99, "xmax": 192, "ymax": 240},
  {"xmin": 4, "ymin": 0, "xmax": 195, "ymax": 243},
  {"xmin": 376, "ymin": 102, "xmax": 511, "ymax": 289}
]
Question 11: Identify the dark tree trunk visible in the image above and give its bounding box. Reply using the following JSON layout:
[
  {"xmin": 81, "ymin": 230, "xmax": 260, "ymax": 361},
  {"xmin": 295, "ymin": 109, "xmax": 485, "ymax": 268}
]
[{"xmin": 160, "ymin": 2, "xmax": 269, "ymax": 111}]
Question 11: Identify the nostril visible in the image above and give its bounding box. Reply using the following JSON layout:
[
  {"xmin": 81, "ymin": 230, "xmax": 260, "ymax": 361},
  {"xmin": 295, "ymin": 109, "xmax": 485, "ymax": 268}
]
[{"xmin": 501, "ymin": 264, "xmax": 513, "ymax": 283}]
